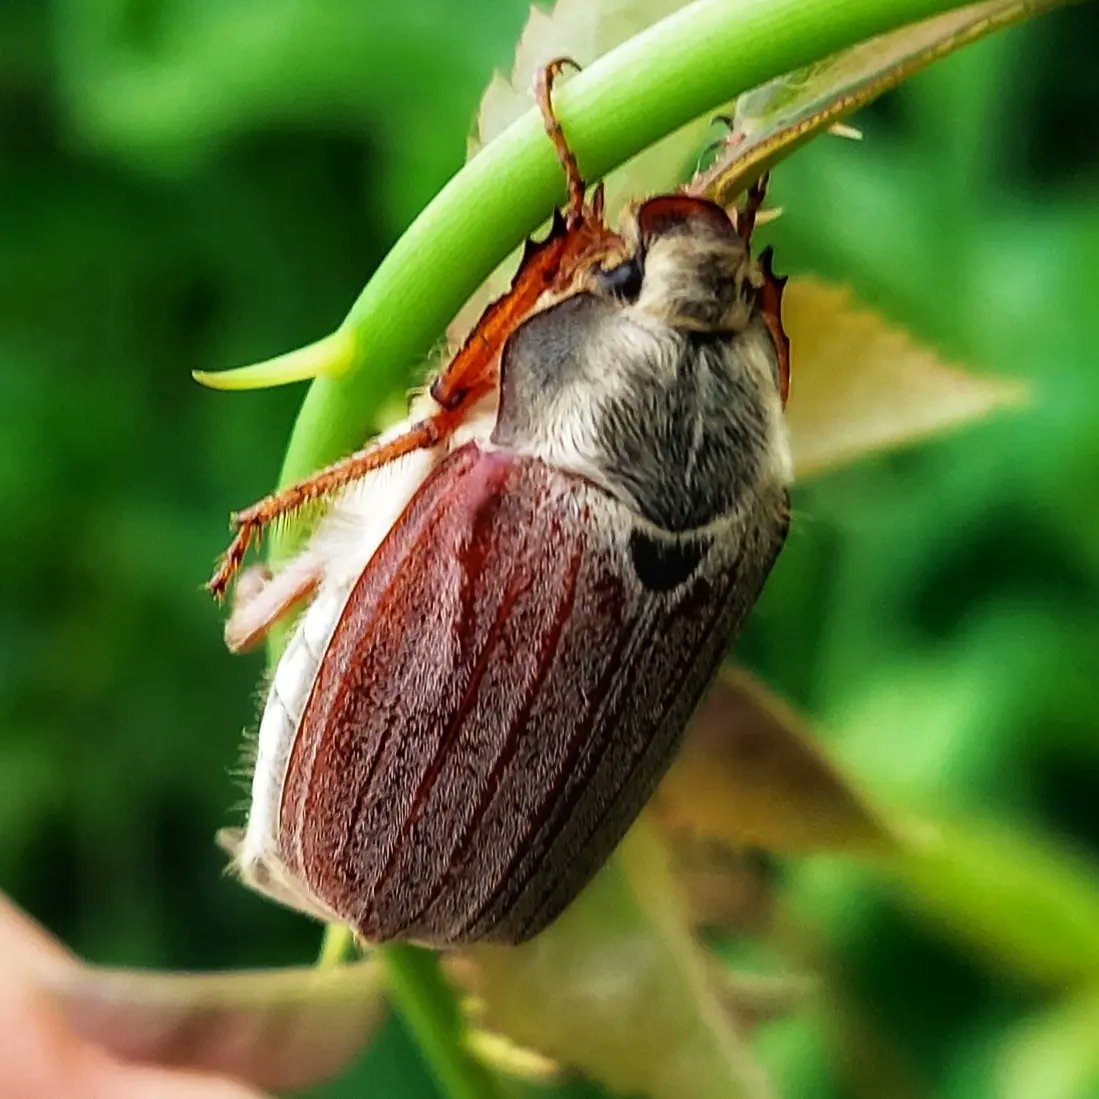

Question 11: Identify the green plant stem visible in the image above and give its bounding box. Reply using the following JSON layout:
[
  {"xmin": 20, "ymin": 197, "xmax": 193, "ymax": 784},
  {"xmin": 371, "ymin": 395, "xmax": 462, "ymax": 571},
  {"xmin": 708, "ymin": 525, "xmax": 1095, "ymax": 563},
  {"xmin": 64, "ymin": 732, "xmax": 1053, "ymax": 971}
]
[
  {"xmin": 277, "ymin": 0, "xmax": 991, "ymax": 491},
  {"xmin": 317, "ymin": 922, "xmax": 356, "ymax": 968},
  {"xmin": 382, "ymin": 944, "xmax": 507, "ymax": 1099},
  {"xmin": 314, "ymin": 927, "xmax": 496, "ymax": 1097},
  {"xmin": 314, "ymin": 929, "xmax": 497, "ymax": 1098}
]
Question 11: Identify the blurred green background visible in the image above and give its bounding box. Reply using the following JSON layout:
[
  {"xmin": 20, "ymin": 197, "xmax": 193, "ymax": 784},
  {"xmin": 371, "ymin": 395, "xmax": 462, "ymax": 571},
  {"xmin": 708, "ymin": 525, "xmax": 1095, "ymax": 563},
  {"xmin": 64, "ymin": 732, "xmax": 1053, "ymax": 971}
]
[{"xmin": 2, "ymin": 1, "xmax": 1099, "ymax": 1097}]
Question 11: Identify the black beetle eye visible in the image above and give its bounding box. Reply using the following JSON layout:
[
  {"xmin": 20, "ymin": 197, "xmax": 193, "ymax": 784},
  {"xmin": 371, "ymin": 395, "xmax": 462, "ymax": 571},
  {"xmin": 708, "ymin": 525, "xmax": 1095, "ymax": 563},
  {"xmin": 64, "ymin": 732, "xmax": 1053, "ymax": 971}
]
[{"xmin": 593, "ymin": 256, "xmax": 643, "ymax": 302}]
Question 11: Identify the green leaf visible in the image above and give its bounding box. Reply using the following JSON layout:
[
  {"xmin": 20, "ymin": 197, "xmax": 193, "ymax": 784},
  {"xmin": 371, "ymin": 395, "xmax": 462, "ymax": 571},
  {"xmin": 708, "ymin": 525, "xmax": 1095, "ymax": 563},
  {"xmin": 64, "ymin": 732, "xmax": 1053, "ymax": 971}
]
[
  {"xmin": 995, "ymin": 988, "xmax": 1099, "ymax": 1099},
  {"xmin": 783, "ymin": 279, "xmax": 1025, "ymax": 479},
  {"xmin": 692, "ymin": 0, "xmax": 1068, "ymax": 205},
  {"xmin": 884, "ymin": 816, "xmax": 1099, "ymax": 984},
  {"xmin": 459, "ymin": 819, "xmax": 772, "ymax": 1099}
]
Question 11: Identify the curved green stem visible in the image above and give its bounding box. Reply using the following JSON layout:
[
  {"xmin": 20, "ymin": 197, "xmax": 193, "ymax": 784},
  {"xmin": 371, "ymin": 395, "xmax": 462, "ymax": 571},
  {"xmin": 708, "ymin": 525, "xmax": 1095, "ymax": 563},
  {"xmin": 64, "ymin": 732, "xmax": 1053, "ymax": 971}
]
[
  {"xmin": 314, "ymin": 927, "xmax": 500, "ymax": 1098},
  {"xmin": 383, "ymin": 945, "xmax": 507, "ymax": 1099},
  {"xmin": 276, "ymin": 0, "xmax": 989, "ymax": 490},
  {"xmin": 317, "ymin": 923, "xmax": 356, "ymax": 968}
]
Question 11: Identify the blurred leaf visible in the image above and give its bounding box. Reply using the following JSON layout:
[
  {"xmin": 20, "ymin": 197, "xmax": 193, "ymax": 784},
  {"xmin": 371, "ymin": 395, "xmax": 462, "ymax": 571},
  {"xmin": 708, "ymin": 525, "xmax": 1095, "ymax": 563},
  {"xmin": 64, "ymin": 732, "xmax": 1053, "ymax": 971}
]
[
  {"xmin": 996, "ymin": 988, "xmax": 1099, "ymax": 1099},
  {"xmin": 691, "ymin": 0, "xmax": 1067, "ymax": 205},
  {"xmin": 711, "ymin": 969, "xmax": 819, "ymax": 1033},
  {"xmin": 765, "ymin": 682, "xmax": 1099, "ymax": 986},
  {"xmin": 885, "ymin": 817, "xmax": 1099, "ymax": 984},
  {"xmin": 473, "ymin": 0, "xmax": 691, "ymax": 146},
  {"xmin": 653, "ymin": 668, "xmax": 891, "ymax": 855},
  {"xmin": 668, "ymin": 836, "xmax": 778, "ymax": 935},
  {"xmin": 466, "ymin": 1029, "xmax": 562, "ymax": 1085},
  {"xmin": 457, "ymin": 820, "xmax": 773, "ymax": 1099},
  {"xmin": 455, "ymin": 0, "xmax": 719, "ymax": 337},
  {"xmin": 41, "ymin": 959, "xmax": 385, "ymax": 1091},
  {"xmin": 3, "ymin": 892, "xmax": 386, "ymax": 1092},
  {"xmin": 784, "ymin": 278, "xmax": 1025, "ymax": 478},
  {"xmin": 53, "ymin": 0, "xmax": 520, "ymax": 181}
]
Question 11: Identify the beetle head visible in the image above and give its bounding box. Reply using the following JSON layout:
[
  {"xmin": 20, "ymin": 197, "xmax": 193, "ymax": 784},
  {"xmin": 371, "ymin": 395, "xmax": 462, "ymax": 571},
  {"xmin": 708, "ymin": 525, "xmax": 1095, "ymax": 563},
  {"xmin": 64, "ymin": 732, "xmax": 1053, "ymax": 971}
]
[{"xmin": 583, "ymin": 195, "xmax": 758, "ymax": 334}]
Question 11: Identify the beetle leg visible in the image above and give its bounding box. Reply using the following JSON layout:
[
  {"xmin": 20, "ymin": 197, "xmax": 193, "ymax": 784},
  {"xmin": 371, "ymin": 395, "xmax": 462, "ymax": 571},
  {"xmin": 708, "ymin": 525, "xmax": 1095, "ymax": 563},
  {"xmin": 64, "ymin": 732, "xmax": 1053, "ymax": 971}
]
[
  {"xmin": 223, "ymin": 558, "xmax": 321, "ymax": 652},
  {"xmin": 208, "ymin": 411, "xmax": 455, "ymax": 599},
  {"xmin": 430, "ymin": 60, "xmax": 617, "ymax": 415},
  {"xmin": 535, "ymin": 57, "xmax": 585, "ymax": 228},
  {"xmin": 736, "ymin": 173, "xmax": 770, "ymax": 247}
]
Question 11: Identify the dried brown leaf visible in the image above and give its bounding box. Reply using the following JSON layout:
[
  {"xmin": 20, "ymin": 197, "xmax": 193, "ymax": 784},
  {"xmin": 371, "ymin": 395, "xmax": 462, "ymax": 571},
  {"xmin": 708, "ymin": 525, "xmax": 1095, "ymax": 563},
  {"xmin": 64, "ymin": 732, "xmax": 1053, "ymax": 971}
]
[
  {"xmin": 670, "ymin": 835, "xmax": 778, "ymax": 934},
  {"xmin": 654, "ymin": 668, "xmax": 891, "ymax": 854},
  {"xmin": 784, "ymin": 279, "xmax": 1025, "ymax": 479}
]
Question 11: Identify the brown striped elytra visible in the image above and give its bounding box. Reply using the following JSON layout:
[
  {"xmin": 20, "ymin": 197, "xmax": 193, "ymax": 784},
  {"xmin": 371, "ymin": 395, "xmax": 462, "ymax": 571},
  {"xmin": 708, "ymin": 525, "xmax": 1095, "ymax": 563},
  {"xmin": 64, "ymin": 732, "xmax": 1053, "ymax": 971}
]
[{"xmin": 210, "ymin": 61, "xmax": 792, "ymax": 946}]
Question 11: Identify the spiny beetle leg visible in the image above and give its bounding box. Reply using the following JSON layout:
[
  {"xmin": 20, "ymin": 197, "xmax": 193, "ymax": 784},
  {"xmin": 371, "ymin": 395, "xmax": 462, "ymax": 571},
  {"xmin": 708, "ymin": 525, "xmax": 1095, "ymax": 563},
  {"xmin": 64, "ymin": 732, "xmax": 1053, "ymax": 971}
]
[{"xmin": 207, "ymin": 412, "xmax": 455, "ymax": 599}]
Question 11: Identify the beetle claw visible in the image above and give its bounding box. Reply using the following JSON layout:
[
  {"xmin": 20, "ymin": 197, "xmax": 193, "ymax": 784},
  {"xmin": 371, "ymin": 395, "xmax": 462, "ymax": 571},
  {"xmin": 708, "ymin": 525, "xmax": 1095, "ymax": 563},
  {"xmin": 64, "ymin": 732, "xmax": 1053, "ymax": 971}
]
[{"xmin": 207, "ymin": 522, "xmax": 256, "ymax": 600}]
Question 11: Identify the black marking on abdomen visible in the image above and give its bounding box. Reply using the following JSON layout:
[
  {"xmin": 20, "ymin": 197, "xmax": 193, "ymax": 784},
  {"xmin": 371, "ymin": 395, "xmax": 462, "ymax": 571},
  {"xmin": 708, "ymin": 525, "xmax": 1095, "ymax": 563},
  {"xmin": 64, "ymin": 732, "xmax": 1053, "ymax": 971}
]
[{"xmin": 628, "ymin": 530, "xmax": 708, "ymax": 592}]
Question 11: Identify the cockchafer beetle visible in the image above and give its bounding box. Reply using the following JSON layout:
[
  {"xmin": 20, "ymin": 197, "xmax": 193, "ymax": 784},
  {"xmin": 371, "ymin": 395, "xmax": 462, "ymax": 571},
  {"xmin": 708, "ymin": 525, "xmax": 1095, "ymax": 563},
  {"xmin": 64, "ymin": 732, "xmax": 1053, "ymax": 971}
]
[{"xmin": 210, "ymin": 60, "xmax": 791, "ymax": 947}]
